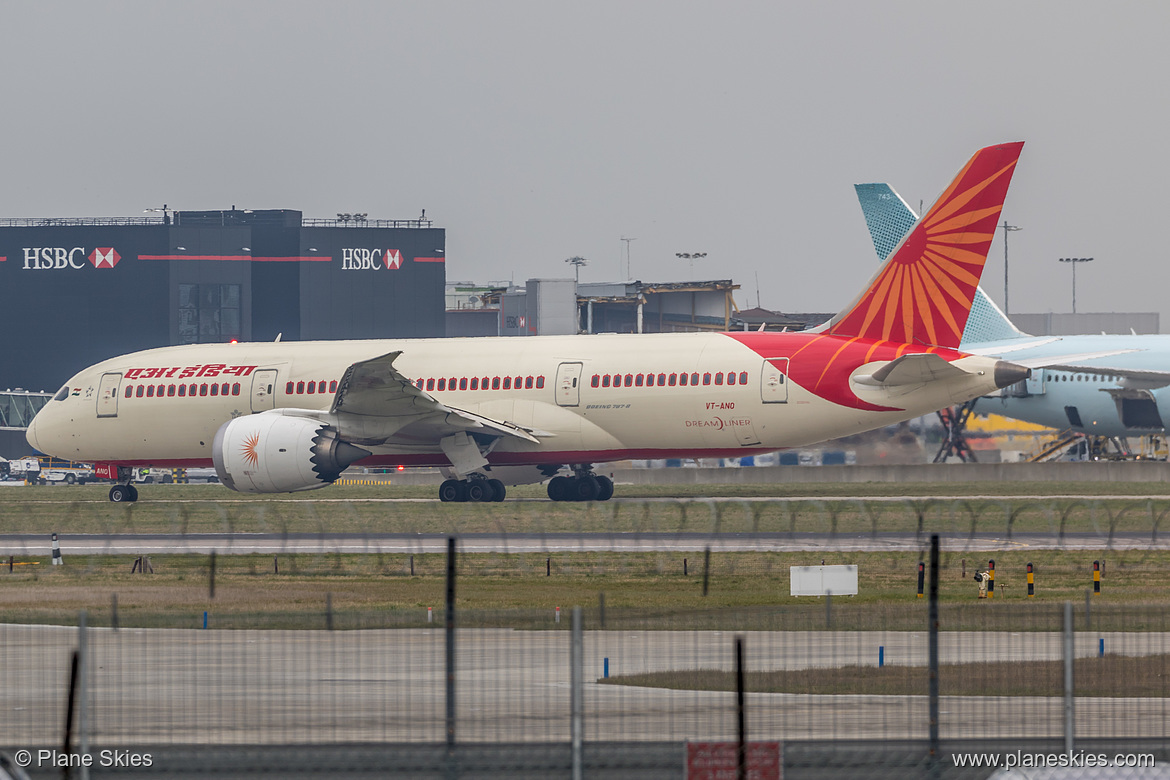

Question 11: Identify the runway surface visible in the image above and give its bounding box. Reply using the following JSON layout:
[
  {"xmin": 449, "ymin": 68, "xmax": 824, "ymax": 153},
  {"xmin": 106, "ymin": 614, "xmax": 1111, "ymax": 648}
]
[{"xmin": 4, "ymin": 623, "xmax": 1165, "ymax": 746}]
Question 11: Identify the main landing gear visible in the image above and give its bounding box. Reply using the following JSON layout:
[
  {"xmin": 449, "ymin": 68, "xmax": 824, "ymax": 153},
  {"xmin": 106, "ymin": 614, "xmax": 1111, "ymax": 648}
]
[
  {"xmin": 546, "ymin": 468, "xmax": 614, "ymax": 502},
  {"xmin": 438, "ymin": 477, "xmax": 506, "ymax": 503}
]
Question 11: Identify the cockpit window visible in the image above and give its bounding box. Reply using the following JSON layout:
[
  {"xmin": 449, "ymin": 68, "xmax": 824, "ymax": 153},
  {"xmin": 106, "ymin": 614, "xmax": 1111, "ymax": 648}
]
[{"xmin": 53, "ymin": 385, "xmax": 70, "ymax": 401}]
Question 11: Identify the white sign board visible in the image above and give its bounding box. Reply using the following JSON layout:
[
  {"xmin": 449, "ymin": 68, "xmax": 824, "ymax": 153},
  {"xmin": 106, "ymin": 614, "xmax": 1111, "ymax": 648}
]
[{"xmin": 790, "ymin": 565, "xmax": 858, "ymax": 597}]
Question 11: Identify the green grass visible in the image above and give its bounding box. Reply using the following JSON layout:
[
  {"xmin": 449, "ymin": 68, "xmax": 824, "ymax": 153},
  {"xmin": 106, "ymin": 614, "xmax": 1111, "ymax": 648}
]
[
  {"xmin": 601, "ymin": 655, "xmax": 1170, "ymax": 697},
  {"xmin": 1, "ymin": 548, "xmax": 1165, "ymax": 629}
]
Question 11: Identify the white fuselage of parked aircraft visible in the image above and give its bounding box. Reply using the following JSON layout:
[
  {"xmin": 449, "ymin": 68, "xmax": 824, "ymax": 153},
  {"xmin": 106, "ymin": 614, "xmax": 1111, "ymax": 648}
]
[{"xmin": 27, "ymin": 141, "xmax": 1028, "ymax": 502}]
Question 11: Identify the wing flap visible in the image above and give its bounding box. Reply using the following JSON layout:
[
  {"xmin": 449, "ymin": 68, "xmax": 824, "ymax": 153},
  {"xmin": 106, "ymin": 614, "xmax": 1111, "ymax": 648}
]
[{"xmin": 330, "ymin": 351, "xmax": 540, "ymax": 444}]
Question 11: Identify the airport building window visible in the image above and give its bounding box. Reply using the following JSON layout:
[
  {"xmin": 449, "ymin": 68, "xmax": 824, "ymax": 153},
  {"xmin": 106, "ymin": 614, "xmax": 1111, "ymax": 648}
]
[{"xmin": 178, "ymin": 283, "xmax": 241, "ymax": 345}]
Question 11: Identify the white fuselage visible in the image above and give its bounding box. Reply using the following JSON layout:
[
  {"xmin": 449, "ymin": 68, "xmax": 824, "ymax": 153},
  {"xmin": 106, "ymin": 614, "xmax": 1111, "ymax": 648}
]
[{"xmin": 27, "ymin": 331, "xmax": 1010, "ymax": 471}]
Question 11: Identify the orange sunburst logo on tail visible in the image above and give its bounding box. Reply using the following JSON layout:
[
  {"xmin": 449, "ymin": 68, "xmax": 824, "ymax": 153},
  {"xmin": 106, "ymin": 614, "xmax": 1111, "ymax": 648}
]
[
  {"xmin": 827, "ymin": 142, "xmax": 1024, "ymax": 349},
  {"xmin": 241, "ymin": 432, "xmax": 260, "ymax": 468}
]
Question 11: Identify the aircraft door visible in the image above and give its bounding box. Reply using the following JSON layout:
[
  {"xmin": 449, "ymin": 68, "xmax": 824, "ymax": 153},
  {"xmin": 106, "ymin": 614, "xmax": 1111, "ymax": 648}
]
[
  {"xmin": 760, "ymin": 358, "xmax": 789, "ymax": 403},
  {"xmin": 250, "ymin": 370, "xmax": 279, "ymax": 413},
  {"xmin": 555, "ymin": 362, "xmax": 583, "ymax": 407},
  {"xmin": 96, "ymin": 373, "xmax": 122, "ymax": 418}
]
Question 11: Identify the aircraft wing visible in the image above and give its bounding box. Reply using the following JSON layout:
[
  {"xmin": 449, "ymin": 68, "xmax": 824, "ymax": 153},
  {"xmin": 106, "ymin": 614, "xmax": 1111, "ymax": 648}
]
[{"xmin": 330, "ymin": 351, "xmax": 540, "ymax": 443}]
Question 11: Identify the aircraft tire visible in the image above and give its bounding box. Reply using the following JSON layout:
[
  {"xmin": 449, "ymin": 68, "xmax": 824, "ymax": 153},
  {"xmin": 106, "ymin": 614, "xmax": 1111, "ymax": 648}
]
[
  {"xmin": 572, "ymin": 475, "xmax": 600, "ymax": 502},
  {"xmin": 127, "ymin": 485, "xmax": 139, "ymax": 502},
  {"xmin": 595, "ymin": 475, "xmax": 614, "ymax": 501},
  {"xmin": 439, "ymin": 479, "xmax": 463, "ymax": 502},
  {"xmin": 547, "ymin": 476, "xmax": 569, "ymax": 501},
  {"xmin": 466, "ymin": 480, "xmax": 489, "ymax": 502},
  {"xmin": 109, "ymin": 484, "xmax": 133, "ymax": 503},
  {"xmin": 487, "ymin": 478, "xmax": 506, "ymax": 502}
]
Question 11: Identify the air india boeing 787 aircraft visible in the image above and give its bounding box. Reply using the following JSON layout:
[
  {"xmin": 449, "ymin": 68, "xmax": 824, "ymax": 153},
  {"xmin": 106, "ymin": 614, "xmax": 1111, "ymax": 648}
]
[{"xmin": 27, "ymin": 142, "xmax": 1028, "ymax": 503}]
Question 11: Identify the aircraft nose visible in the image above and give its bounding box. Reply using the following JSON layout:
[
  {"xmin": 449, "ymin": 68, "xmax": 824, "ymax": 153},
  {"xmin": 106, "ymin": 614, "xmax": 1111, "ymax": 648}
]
[{"xmin": 25, "ymin": 413, "xmax": 41, "ymax": 452}]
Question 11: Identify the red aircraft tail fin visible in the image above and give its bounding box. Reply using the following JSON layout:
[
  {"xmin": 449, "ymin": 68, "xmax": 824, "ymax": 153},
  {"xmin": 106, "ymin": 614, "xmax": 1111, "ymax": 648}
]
[{"xmin": 823, "ymin": 141, "xmax": 1024, "ymax": 349}]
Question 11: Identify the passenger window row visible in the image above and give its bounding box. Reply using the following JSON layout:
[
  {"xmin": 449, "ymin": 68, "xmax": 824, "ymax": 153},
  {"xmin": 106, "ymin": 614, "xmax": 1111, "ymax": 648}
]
[
  {"xmin": 124, "ymin": 382, "xmax": 242, "ymax": 399},
  {"xmin": 414, "ymin": 375, "xmax": 546, "ymax": 392},
  {"xmin": 286, "ymin": 380, "xmax": 340, "ymax": 395},
  {"xmin": 590, "ymin": 371, "xmax": 749, "ymax": 388}
]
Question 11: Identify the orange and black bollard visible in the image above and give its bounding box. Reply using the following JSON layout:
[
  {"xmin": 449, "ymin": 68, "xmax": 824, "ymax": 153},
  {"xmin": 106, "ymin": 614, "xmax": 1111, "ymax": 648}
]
[
  {"xmin": 1026, "ymin": 562, "xmax": 1034, "ymax": 597},
  {"xmin": 1093, "ymin": 560, "xmax": 1101, "ymax": 594},
  {"xmin": 917, "ymin": 562, "xmax": 925, "ymax": 598},
  {"xmin": 987, "ymin": 559, "xmax": 995, "ymax": 599}
]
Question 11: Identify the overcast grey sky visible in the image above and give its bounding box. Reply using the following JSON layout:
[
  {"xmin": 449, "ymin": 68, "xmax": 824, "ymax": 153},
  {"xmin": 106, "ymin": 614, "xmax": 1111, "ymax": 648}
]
[{"xmin": 3, "ymin": 2, "xmax": 1167, "ymax": 326}]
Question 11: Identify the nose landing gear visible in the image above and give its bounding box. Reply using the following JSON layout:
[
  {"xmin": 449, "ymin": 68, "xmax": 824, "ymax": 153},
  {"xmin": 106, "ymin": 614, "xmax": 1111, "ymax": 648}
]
[{"xmin": 106, "ymin": 466, "xmax": 139, "ymax": 502}]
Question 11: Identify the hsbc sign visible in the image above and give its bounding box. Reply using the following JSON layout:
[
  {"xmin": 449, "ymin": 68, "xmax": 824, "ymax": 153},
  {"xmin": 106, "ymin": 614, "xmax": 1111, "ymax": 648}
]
[
  {"xmin": 22, "ymin": 247, "xmax": 122, "ymax": 270},
  {"xmin": 341, "ymin": 248, "xmax": 403, "ymax": 271}
]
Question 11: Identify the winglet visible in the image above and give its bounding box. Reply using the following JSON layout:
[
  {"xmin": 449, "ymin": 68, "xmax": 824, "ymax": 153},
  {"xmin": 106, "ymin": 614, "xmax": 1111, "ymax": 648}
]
[{"xmin": 825, "ymin": 142, "xmax": 1024, "ymax": 349}]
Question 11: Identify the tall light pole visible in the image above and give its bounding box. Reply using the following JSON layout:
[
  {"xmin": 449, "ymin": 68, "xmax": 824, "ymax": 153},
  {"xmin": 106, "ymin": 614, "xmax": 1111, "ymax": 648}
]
[
  {"xmin": 620, "ymin": 236, "xmax": 637, "ymax": 279},
  {"xmin": 999, "ymin": 221, "xmax": 1021, "ymax": 313},
  {"xmin": 1058, "ymin": 257, "xmax": 1093, "ymax": 313},
  {"xmin": 564, "ymin": 256, "xmax": 587, "ymax": 285},
  {"xmin": 675, "ymin": 252, "xmax": 707, "ymax": 277}
]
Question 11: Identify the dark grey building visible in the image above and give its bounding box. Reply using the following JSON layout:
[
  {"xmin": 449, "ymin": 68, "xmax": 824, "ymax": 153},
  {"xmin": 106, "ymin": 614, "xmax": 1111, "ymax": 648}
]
[{"xmin": 0, "ymin": 209, "xmax": 445, "ymax": 391}]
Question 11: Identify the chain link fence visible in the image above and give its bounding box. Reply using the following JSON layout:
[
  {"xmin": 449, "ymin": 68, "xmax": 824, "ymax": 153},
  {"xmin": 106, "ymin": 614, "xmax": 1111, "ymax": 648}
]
[{"xmin": 2, "ymin": 601, "xmax": 1169, "ymax": 777}]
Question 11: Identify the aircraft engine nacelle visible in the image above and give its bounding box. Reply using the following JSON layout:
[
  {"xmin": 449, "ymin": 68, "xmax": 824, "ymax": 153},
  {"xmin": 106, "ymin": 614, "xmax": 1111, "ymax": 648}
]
[{"xmin": 212, "ymin": 413, "xmax": 370, "ymax": 494}]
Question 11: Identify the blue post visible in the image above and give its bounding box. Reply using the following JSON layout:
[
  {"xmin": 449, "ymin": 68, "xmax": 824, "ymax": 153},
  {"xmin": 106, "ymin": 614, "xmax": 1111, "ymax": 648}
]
[
  {"xmin": 879, "ymin": 646, "xmax": 885, "ymax": 668},
  {"xmin": 1099, "ymin": 638, "xmax": 1104, "ymax": 658},
  {"xmin": 203, "ymin": 611, "xmax": 208, "ymax": 629},
  {"xmin": 604, "ymin": 657, "xmax": 609, "ymax": 678}
]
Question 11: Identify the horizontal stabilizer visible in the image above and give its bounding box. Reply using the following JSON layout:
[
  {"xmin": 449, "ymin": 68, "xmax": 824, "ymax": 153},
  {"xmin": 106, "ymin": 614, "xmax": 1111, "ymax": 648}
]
[{"xmin": 854, "ymin": 353, "xmax": 966, "ymax": 388}]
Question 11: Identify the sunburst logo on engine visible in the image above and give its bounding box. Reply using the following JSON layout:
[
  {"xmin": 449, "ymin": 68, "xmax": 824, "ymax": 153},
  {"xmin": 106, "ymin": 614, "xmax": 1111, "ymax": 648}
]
[{"xmin": 241, "ymin": 432, "xmax": 260, "ymax": 468}]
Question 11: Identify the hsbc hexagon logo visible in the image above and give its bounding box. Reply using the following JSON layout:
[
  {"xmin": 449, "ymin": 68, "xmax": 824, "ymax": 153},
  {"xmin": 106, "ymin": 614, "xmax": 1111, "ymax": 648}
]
[
  {"xmin": 89, "ymin": 247, "xmax": 121, "ymax": 268},
  {"xmin": 384, "ymin": 249, "xmax": 402, "ymax": 270},
  {"xmin": 21, "ymin": 246, "xmax": 123, "ymax": 270}
]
